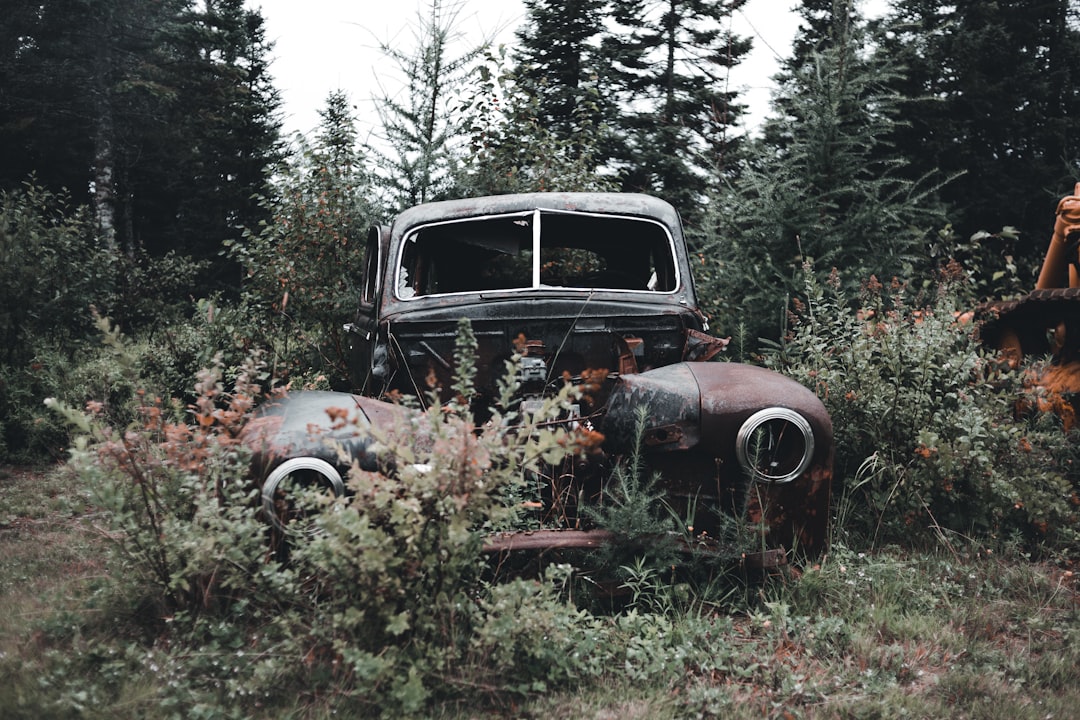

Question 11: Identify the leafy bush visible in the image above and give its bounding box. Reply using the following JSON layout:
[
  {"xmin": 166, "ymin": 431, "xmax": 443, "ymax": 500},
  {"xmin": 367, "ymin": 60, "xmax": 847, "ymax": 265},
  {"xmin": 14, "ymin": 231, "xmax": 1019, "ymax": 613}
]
[
  {"xmin": 0, "ymin": 183, "xmax": 117, "ymax": 360},
  {"xmin": 0, "ymin": 183, "xmax": 215, "ymax": 463},
  {"xmin": 0, "ymin": 183, "xmax": 119, "ymax": 462},
  {"xmin": 46, "ymin": 321, "xmax": 611, "ymax": 714},
  {"xmin": 767, "ymin": 262, "xmax": 1080, "ymax": 552},
  {"xmin": 0, "ymin": 308, "xmax": 262, "ymax": 465},
  {"xmin": 230, "ymin": 94, "xmax": 379, "ymax": 389}
]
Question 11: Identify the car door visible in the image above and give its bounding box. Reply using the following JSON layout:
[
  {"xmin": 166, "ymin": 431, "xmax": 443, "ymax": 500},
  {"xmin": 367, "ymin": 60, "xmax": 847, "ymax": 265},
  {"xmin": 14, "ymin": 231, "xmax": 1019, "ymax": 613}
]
[{"xmin": 346, "ymin": 225, "xmax": 388, "ymax": 395}]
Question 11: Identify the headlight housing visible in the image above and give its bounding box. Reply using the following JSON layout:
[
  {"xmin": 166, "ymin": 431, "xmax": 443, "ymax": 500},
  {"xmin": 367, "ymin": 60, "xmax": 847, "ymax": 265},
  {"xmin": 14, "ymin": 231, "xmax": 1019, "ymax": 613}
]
[
  {"xmin": 736, "ymin": 407, "xmax": 815, "ymax": 484},
  {"xmin": 261, "ymin": 457, "xmax": 345, "ymax": 534}
]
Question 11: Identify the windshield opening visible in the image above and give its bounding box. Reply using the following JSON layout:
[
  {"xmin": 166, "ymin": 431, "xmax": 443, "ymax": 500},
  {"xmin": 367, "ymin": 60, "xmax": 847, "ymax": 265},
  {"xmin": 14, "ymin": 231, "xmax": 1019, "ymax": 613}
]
[{"xmin": 397, "ymin": 210, "xmax": 677, "ymax": 298}]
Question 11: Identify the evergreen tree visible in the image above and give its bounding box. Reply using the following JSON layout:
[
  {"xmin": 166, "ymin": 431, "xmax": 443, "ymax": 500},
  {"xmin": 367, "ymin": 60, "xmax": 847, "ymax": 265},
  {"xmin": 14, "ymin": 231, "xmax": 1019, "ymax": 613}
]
[
  {"xmin": 700, "ymin": 0, "xmax": 946, "ymax": 343},
  {"xmin": 373, "ymin": 0, "xmax": 483, "ymax": 210},
  {"xmin": 454, "ymin": 47, "xmax": 617, "ymax": 195},
  {"xmin": 790, "ymin": 0, "xmax": 863, "ymax": 59},
  {"xmin": 879, "ymin": 0, "xmax": 1080, "ymax": 287},
  {"xmin": 513, "ymin": 0, "xmax": 610, "ymax": 142},
  {"xmin": 607, "ymin": 0, "xmax": 751, "ymax": 218},
  {"xmin": 0, "ymin": 0, "xmax": 179, "ymax": 250},
  {"xmin": 133, "ymin": 0, "xmax": 282, "ymax": 279},
  {"xmin": 0, "ymin": 0, "xmax": 281, "ymax": 291}
]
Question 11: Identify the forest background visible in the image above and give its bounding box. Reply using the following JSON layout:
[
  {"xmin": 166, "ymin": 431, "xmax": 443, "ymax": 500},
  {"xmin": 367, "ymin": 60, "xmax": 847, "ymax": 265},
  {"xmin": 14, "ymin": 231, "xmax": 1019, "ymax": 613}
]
[
  {"xmin": 3, "ymin": 0, "xmax": 1080, "ymax": 463},
  {"xmin": 4, "ymin": 1, "xmax": 1080, "ymax": 716}
]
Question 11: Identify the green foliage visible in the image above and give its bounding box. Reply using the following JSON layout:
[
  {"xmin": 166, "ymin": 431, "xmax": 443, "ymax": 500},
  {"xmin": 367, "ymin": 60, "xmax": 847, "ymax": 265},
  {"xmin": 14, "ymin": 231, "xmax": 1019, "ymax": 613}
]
[
  {"xmin": 512, "ymin": 0, "xmax": 609, "ymax": 141},
  {"xmin": 454, "ymin": 47, "xmax": 618, "ymax": 196},
  {"xmin": 927, "ymin": 222, "xmax": 1028, "ymax": 302},
  {"xmin": 8, "ymin": 484, "xmax": 1080, "ymax": 720},
  {"xmin": 271, "ymin": 348, "xmax": 590, "ymax": 710},
  {"xmin": 0, "ymin": 302, "xmax": 269, "ymax": 466},
  {"xmin": 0, "ymin": 0, "xmax": 281, "ymax": 271},
  {"xmin": 110, "ymin": 251, "xmax": 210, "ymax": 329},
  {"xmin": 0, "ymin": 337, "xmax": 133, "ymax": 465},
  {"xmin": 768, "ymin": 263, "xmax": 1080, "ymax": 552},
  {"xmin": 10, "ymin": 315, "xmax": 1080, "ymax": 716},
  {"xmin": 501, "ymin": 0, "xmax": 752, "ymax": 211},
  {"xmin": 0, "ymin": 181, "xmax": 229, "ymax": 464},
  {"xmin": 42, "ymin": 322, "xmax": 600, "ymax": 714},
  {"xmin": 9, "ymin": 0, "xmax": 1080, "ymax": 710},
  {"xmin": 0, "ymin": 183, "xmax": 116, "ymax": 360},
  {"xmin": 602, "ymin": 0, "xmax": 750, "ymax": 214},
  {"xmin": 588, "ymin": 440, "xmax": 676, "ymax": 544},
  {"xmin": 699, "ymin": 13, "xmax": 949, "ymax": 344},
  {"xmin": 48, "ymin": 354, "xmax": 268, "ymax": 617},
  {"xmin": 583, "ymin": 406, "xmax": 685, "ymax": 580},
  {"xmin": 878, "ymin": 0, "xmax": 1080, "ymax": 260},
  {"xmin": 371, "ymin": 0, "xmax": 484, "ymax": 209},
  {"xmin": 232, "ymin": 93, "xmax": 378, "ymax": 388},
  {"xmin": 0, "ymin": 183, "xmax": 119, "ymax": 462}
]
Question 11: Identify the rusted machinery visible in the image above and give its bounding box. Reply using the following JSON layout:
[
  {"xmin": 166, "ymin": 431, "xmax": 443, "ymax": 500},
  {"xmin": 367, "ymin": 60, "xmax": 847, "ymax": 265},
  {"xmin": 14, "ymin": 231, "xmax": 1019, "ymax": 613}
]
[
  {"xmin": 242, "ymin": 193, "xmax": 835, "ymax": 564},
  {"xmin": 977, "ymin": 183, "xmax": 1080, "ymax": 425}
]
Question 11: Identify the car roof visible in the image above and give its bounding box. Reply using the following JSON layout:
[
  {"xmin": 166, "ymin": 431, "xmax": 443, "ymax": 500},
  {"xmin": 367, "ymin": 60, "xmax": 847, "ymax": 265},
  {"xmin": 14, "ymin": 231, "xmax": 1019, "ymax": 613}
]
[{"xmin": 390, "ymin": 192, "xmax": 683, "ymax": 237}]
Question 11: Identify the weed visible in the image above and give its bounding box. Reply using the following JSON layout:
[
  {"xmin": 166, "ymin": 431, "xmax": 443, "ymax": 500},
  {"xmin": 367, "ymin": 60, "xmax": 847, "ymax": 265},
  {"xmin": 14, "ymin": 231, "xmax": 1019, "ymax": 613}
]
[
  {"xmin": 6, "ymin": 302, "xmax": 1079, "ymax": 718},
  {"xmin": 768, "ymin": 263, "xmax": 1080, "ymax": 555}
]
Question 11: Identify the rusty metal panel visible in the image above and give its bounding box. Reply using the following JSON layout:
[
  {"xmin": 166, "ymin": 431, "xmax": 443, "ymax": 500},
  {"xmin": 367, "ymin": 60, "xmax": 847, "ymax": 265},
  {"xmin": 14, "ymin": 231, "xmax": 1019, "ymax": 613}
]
[
  {"xmin": 245, "ymin": 192, "xmax": 837, "ymax": 564},
  {"xmin": 242, "ymin": 391, "xmax": 410, "ymax": 477}
]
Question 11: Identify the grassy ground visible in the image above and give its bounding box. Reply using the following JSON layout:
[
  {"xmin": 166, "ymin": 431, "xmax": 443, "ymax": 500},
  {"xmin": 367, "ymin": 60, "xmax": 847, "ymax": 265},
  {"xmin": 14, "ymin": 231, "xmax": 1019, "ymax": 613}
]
[
  {"xmin": 0, "ymin": 465, "xmax": 113, "ymax": 718},
  {"xmin": 0, "ymin": 464, "xmax": 111, "ymax": 642},
  {"xmin": 1, "ymin": 464, "xmax": 1079, "ymax": 719}
]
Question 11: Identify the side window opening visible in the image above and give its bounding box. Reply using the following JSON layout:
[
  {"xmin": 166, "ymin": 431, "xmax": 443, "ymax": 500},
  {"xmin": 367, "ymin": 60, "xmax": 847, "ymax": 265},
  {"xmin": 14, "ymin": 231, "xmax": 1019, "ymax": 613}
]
[{"xmin": 361, "ymin": 226, "xmax": 382, "ymax": 305}]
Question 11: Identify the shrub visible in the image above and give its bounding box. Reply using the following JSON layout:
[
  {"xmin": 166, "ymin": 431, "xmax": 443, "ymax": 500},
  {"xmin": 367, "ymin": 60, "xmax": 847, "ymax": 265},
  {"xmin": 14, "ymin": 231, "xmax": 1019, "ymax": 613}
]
[
  {"xmin": 0, "ymin": 182, "xmax": 117, "ymax": 361},
  {"xmin": 767, "ymin": 263, "xmax": 1080, "ymax": 553},
  {"xmin": 0, "ymin": 183, "xmax": 214, "ymax": 463},
  {"xmin": 0, "ymin": 183, "xmax": 121, "ymax": 462},
  {"xmin": 46, "ymin": 316, "xmax": 796, "ymax": 716},
  {"xmin": 48, "ymin": 320, "xmax": 620, "ymax": 715},
  {"xmin": 230, "ymin": 94, "xmax": 380, "ymax": 389}
]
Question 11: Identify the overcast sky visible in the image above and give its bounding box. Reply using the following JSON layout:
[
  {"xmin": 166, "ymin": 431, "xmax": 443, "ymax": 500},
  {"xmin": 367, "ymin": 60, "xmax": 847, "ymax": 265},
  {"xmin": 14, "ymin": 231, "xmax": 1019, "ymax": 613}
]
[{"xmin": 256, "ymin": 0, "xmax": 887, "ymax": 141}]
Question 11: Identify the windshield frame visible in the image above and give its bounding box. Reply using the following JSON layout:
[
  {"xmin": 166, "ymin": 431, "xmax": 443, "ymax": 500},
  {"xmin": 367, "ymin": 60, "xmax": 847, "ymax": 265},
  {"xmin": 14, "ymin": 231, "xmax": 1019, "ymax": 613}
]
[{"xmin": 392, "ymin": 207, "xmax": 682, "ymax": 301}]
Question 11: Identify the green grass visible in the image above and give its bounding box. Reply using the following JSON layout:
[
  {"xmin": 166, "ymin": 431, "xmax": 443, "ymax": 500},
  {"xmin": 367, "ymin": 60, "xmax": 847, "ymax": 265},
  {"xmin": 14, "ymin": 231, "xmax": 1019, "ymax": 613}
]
[
  {"xmin": 0, "ymin": 466, "xmax": 114, "ymax": 719},
  {"xmin": 2, "ymin": 464, "xmax": 1079, "ymax": 719}
]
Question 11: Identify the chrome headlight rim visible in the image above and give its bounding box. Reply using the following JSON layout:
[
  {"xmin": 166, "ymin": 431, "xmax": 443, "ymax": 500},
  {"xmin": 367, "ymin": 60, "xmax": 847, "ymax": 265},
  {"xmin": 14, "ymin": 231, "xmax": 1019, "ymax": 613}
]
[
  {"xmin": 261, "ymin": 457, "xmax": 345, "ymax": 534},
  {"xmin": 736, "ymin": 407, "xmax": 815, "ymax": 484}
]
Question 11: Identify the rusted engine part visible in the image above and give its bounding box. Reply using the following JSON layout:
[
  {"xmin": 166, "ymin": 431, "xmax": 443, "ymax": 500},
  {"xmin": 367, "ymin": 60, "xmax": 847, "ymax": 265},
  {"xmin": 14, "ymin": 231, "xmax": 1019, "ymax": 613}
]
[
  {"xmin": 1035, "ymin": 182, "xmax": 1080, "ymax": 290},
  {"xmin": 601, "ymin": 362, "xmax": 834, "ymax": 560},
  {"xmin": 976, "ymin": 184, "xmax": 1080, "ymax": 425},
  {"xmin": 241, "ymin": 390, "xmax": 419, "ymax": 537}
]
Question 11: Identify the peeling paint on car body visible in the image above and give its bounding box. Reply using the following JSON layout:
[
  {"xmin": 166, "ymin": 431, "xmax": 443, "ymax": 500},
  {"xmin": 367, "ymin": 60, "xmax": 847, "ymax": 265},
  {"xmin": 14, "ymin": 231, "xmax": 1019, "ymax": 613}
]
[{"xmin": 244, "ymin": 193, "xmax": 834, "ymax": 562}]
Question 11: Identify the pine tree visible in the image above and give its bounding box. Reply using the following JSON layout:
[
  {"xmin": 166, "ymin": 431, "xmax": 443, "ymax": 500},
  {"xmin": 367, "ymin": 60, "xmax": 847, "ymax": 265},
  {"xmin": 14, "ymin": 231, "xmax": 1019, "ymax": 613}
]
[
  {"xmin": 607, "ymin": 0, "xmax": 751, "ymax": 218},
  {"xmin": 700, "ymin": 0, "xmax": 947, "ymax": 343},
  {"xmin": 0, "ymin": 0, "xmax": 281, "ymax": 288},
  {"xmin": 136, "ymin": 0, "xmax": 282, "ymax": 280},
  {"xmin": 0, "ymin": 0, "xmax": 179, "ymax": 251},
  {"xmin": 790, "ymin": 0, "xmax": 863, "ymax": 58},
  {"xmin": 373, "ymin": 0, "xmax": 483, "ymax": 210},
  {"xmin": 454, "ymin": 47, "xmax": 617, "ymax": 195},
  {"xmin": 513, "ymin": 0, "xmax": 610, "ymax": 141},
  {"xmin": 880, "ymin": 0, "xmax": 1080, "ymax": 285}
]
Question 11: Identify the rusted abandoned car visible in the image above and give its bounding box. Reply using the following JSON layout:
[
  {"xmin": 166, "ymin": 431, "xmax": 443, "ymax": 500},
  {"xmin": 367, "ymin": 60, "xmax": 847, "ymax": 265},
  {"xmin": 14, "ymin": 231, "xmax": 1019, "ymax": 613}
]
[{"xmin": 243, "ymin": 193, "xmax": 833, "ymax": 563}]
